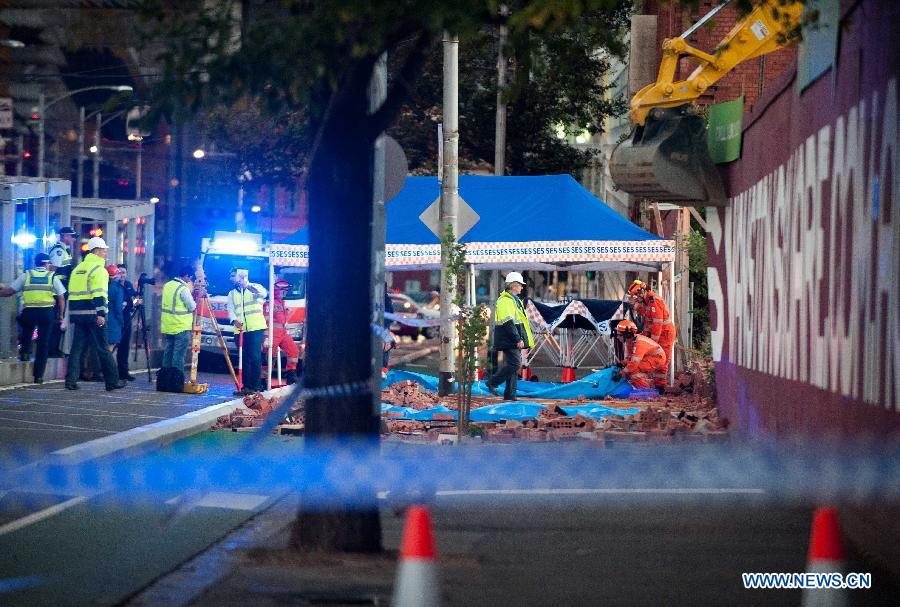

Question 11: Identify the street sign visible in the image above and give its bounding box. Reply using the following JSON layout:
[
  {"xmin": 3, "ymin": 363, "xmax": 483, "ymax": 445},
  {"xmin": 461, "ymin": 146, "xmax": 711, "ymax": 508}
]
[
  {"xmin": 419, "ymin": 195, "xmax": 480, "ymax": 240},
  {"xmin": 0, "ymin": 98, "xmax": 12, "ymax": 129},
  {"xmin": 383, "ymin": 135, "xmax": 408, "ymax": 201}
]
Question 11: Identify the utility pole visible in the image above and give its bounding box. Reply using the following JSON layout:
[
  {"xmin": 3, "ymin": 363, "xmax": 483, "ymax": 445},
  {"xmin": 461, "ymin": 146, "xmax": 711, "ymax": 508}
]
[
  {"xmin": 93, "ymin": 113, "xmax": 101, "ymax": 197},
  {"xmin": 494, "ymin": 4, "xmax": 509, "ymax": 176},
  {"xmin": 15, "ymin": 134, "xmax": 23, "ymax": 176},
  {"xmin": 135, "ymin": 137, "xmax": 142, "ymax": 199},
  {"xmin": 77, "ymin": 107, "xmax": 85, "ymax": 197},
  {"xmin": 37, "ymin": 93, "xmax": 45, "ymax": 178},
  {"xmin": 438, "ymin": 33, "xmax": 459, "ymax": 397},
  {"xmin": 370, "ymin": 53, "xmax": 387, "ymax": 399}
]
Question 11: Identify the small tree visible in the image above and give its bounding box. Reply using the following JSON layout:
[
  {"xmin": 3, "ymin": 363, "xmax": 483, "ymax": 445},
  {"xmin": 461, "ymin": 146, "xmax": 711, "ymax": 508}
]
[{"xmin": 441, "ymin": 226, "xmax": 488, "ymax": 437}]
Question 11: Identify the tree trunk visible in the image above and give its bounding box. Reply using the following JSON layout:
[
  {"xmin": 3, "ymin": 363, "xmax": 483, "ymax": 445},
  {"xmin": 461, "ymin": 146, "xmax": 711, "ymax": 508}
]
[{"xmin": 289, "ymin": 68, "xmax": 383, "ymax": 553}]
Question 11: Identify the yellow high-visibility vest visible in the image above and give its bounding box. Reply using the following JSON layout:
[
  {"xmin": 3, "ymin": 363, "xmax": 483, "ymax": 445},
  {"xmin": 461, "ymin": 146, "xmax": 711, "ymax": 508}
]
[
  {"xmin": 68, "ymin": 253, "xmax": 108, "ymax": 318},
  {"xmin": 161, "ymin": 279, "xmax": 193, "ymax": 334},
  {"xmin": 22, "ymin": 269, "xmax": 56, "ymax": 308},
  {"xmin": 495, "ymin": 291, "xmax": 535, "ymax": 348},
  {"xmin": 229, "ymin": 287, "xmax": 267, "ymax": 332}
]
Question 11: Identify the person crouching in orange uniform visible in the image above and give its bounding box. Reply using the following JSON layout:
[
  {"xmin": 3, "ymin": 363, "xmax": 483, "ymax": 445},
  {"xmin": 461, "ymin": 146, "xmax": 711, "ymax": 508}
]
[
  {"xmin": 612, "ymin": 320, "xmax": 668, "ymax": 390},
  {"xmin": 628, "ymin": 279, "xmax": 675, "ymax": 369},
  {"xmin": 263, "ymin": 279, "xmax": 300, "ymax": 385}
]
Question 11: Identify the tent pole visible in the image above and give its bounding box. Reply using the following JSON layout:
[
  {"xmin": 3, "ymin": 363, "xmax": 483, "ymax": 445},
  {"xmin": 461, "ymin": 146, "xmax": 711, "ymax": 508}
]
[
  {"xmin": 668, "ymin": 260, "xmax": 675, "ymax": 385},
  {"xmin": 267, "ymin": 261, "xmax": 274, "ymax": 390}
]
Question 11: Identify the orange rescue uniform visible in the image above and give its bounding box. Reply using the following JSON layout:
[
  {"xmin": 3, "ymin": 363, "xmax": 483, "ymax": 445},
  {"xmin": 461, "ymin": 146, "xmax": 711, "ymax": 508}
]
[
  {"xmin": 621, "ymin": 334, "xmax": 668, "ymax": 389},
  {"xmin": 639, "ymin": 290, "xmax": 675, "ymax": 367},
  {"xmin": 263, "ymin": 298, "xmax": 300, "ymax": 372}
]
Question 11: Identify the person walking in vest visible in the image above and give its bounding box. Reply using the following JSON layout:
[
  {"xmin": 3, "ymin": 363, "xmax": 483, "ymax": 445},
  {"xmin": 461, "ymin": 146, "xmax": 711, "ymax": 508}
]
[
  {"xmin": 485, "ymin": 272, "xmax": 534, "ymax": 401},
  {"xmin": 228, "ymin": 267, "xmax": 267, "ymax": 395},
  {"xmin": 0, "ymin": 253, "xmax": 66, "ymax": 383},
  {"xmin": 612, "ymin": 320, "xmax": 668, "ymax": 391},
  {"xmin": 628, "ymin": 280, "xmax": 676, "ymax": 369},
  {"xmin": 46, "ymin": 226, "xmax": 76, "ymax": 357},
  {"xmin": 64, "ymin": 237, "xmax": 126, "ymax": 391},
  {"xmin": 263, "ymin": 279, "xmax": 300, "ymax": 385},
  {"xmin": 160, "ymin": 265, "xmax": 197, "ymax": 372}
]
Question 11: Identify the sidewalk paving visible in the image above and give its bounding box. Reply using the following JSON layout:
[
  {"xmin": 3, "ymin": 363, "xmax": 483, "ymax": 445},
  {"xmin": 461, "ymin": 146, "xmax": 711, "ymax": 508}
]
[{"xmin": 0, "ymin": 371, "xmax": 239, "ymax": 462}]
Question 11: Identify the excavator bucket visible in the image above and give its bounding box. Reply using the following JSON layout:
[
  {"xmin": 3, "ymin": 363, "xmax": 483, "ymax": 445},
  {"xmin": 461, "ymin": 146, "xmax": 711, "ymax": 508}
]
[{"xmin": 609, "ymin": 105, "xmax": 727, "ymax": 206}]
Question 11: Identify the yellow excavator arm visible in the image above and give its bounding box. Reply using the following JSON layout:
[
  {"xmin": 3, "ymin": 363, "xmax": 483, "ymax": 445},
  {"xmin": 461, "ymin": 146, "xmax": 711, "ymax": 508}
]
[
  {"xmin": 609, "ymin": 0, "xmax": 804, "ymax": 205},
  {"xmin": 632, "ymin": 0, "xmax": 804, "ymax": 125}
]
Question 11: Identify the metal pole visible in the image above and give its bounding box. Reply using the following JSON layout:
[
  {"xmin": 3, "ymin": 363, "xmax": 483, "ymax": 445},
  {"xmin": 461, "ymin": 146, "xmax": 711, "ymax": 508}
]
[
  {"xmin": 369, "ymin": 53, "xmax": 388, "ymax": 403},
  {"xmin": 93, "ymin": 113, "xmax": 101, "ymax": 197},
  {"xmin": 77, "ymin": 107, "xmax": 85, "ymax": 198},
  {"xmin": 438, "ymin": 33, "xmax": 459, "ymax": 396},
  {"xmin": 16, "ymin": 134, "xmax": 23, "ymax": 176},
  {"xmin": 267, "ymin": 261, "xmax": 274, "ymax": 390},
  {"xmin": 668, "ymin": 260, "xmax": 675, "ymax": 385},
  {"xmin": 494, "ymin": 5, "xmax": 508, "ymax": 176},
  {"xmin": 37, "ymin": 93, "xmax": 45, "ymax": 178},
  {"xmin": 135, "ymin": 138, "xmax": 142, "ymax": 199}
]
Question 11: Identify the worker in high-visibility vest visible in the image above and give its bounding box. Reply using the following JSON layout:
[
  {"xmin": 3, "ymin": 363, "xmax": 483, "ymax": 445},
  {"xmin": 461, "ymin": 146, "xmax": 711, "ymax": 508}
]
[
  {"xmin": 228, "ymin": 267, "xmax": 268, "ymax": 395},
  {"xmin": 160, "ymin": 265, "xmax": 197, "ymax": 372},
  {"xmin": 0, "ymin": 253, "xmax": 66, "ymax": 384},
  {"xmin": 628, "ymin": 279, "xmax": 676, "ymax": 367},
  {"xmin": 64, "ymin": 237, "xmax": 126, "ymax": 391},
  {"xmin": 263, "ymin": 278, "xmax": 300, "ymax": 385},
  {"xmin": 485, "ymin": 271, "xmax": 535, "ymax": 401},
  {"xmin": 612, "ymin": 319, "xmax": 668, "ymax": 390}
]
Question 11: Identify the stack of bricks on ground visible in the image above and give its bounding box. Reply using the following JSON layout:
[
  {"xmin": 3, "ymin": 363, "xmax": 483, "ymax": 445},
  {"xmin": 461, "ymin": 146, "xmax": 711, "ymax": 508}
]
[{"xmin": 212, "ymin": 371, "xmax": 727, "ymax": 442}]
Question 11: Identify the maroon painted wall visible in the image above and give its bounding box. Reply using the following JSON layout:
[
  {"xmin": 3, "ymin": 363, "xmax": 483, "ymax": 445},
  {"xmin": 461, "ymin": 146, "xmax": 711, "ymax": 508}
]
[{"xmin": 706, "ymin": 0, "xmax": 899, "ymax": 437}]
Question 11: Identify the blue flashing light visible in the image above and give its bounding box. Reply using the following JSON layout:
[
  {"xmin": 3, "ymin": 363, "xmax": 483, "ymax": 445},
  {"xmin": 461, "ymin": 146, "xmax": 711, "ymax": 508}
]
[
  {"xmin": 212, "ymin": 235, "xmax": 260, "ymax": 255},
  {"xmin": 11, "ymin": 232, "xmax": 37, "ymax": 248}
]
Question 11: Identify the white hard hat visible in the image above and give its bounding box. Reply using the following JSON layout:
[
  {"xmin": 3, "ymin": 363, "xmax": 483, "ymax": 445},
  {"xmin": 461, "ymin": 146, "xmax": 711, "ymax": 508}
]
[
  {"xmin": 86, "ymin": 236, "xmax": 108, "ymax": 250},
  {"xmin": 504, "ymin": 271, "xmax": 525, "ymax": 285}
]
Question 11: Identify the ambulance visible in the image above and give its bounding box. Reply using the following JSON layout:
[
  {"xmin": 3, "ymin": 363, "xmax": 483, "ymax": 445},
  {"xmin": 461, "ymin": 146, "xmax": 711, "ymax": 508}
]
[{"xmin": 197, "ymin": 231, "xmax": 306, "ymax": 357}]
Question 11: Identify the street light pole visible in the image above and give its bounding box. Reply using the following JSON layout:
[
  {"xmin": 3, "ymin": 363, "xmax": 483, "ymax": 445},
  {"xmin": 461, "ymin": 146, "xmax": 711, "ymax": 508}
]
[
  {"xmin": 35, "ymin": 85, "xmax": 132, "ymax": 181},
  {"xmin": 37, "ymin": 93, "xmax": 45, "ymax": 178},
  {"xmin": 77, "ymin": 106, "xmax": 85, "ymax": 197},
  {"xmin": 93, "ymin": 112, "xmax": 101, "ymax": 197},
  {"xmin": 135, "ymin": 137, "xmax": 142, "ymax": 200}
]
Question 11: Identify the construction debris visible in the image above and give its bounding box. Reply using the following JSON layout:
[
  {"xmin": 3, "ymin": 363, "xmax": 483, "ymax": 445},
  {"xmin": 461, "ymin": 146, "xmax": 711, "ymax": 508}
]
[{"xmin": 208, "ymin": 370, "xmax": 726, "ymax": 444}]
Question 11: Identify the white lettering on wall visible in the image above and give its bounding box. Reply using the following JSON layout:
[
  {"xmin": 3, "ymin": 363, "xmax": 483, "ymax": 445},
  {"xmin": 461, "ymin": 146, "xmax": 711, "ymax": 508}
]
[{"xmin": 710, "ymin": 78, "xmax": 898, "ymax": 409}]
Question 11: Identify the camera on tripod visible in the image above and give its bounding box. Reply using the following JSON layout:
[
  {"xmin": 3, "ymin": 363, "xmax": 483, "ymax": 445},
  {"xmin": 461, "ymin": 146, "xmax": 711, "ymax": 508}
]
[{"xmin": 138, "ymin": 272, "xmax": 156, "ymax": 288}]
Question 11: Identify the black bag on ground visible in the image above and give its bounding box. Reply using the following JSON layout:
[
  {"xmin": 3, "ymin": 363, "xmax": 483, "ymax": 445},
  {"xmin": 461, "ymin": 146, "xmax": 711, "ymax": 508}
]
[{"xmin": 156, "ymin": 367, "xmax": 185, "ymax": 392}]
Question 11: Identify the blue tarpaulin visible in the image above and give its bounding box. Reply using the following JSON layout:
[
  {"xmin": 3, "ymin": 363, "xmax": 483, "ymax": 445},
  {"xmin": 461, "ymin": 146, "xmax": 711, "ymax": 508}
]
[
  {"xmin": 384, "ymin": 367, "xmax": 635, "ymax": 400},
  {"xmin": 382, "ymin": 401, "xmax": 639, "ymax": 423}
]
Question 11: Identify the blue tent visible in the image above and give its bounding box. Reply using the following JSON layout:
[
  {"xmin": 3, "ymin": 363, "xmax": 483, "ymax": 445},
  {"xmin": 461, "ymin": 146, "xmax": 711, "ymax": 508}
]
[{"xmin": 272, "ymin": 175, "xmax": 673, "ymax": 271}]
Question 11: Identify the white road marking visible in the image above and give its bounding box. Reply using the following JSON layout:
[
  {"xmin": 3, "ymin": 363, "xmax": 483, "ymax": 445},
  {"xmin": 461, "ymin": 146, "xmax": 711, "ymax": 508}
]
[
  {"xmin": 432, "ymin": 488, "xmax": 767, "ymax": 496},
  {"xmin": 165, "ymin": 492, "xmax": 270, "ymax": 511},
  {"xmin": 0, "ymin": 426, "xmax": 106, "ymax": 434},
  {"xmin": 0, "ymin": 417, "xmax": 118, "ymax": 433},
  {"xmin": 0, "ymin": 409, "xmax": 167, "ymax": 420},
  {"xmin": 0, "ymin": 496, "xmax": 88, "ymax": 537}
]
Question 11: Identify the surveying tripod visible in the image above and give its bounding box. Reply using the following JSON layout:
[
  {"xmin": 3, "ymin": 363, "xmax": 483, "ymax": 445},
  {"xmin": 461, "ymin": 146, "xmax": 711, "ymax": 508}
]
[{"xmin": 129, "ymin": 299, "xmax": 153, "ymax": 383}]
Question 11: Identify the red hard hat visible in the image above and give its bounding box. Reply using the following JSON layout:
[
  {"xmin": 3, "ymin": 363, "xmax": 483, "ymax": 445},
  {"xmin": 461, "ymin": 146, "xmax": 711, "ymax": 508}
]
[
  {"xmin": 627, "ymin": 280, "xmax": 646, "ymax": 296},
  {"xmin": 615, "ymin": 319, "xmax": 638, "ymax": 335},
  {"xmin": 274, "ymin": 279, "xmax": 290, "ymax": 292},
  {"xmin": 106, "ymin": 264, "xmax": 119, "ymax": 277}
]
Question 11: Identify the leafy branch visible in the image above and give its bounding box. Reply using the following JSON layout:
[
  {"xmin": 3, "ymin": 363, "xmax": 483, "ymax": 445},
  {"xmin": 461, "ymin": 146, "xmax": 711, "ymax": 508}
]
[{"xmin": 442, "ymin": 225, "xmax": 488, "ymax": 437}]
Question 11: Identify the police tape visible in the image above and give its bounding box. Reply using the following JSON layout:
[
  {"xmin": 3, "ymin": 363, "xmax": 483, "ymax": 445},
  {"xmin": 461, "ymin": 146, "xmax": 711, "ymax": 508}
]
[
  {"xmin": 384, "ymin": 311, "xmax": 456, "ymax": 328},
  {"xmin": 2, "ymin": 440, "xmax": 899, "ymax": 505}
]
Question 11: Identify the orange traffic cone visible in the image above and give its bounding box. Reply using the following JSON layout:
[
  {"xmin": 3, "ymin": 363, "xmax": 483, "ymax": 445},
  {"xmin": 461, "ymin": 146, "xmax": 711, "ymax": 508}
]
[
  {"xmin": 391, "ymin": 505, "xmax": 440, "ymax": 607},
  {"xmin": 802, "ymin": 507, "xmax": 847, "ymax": 607}
]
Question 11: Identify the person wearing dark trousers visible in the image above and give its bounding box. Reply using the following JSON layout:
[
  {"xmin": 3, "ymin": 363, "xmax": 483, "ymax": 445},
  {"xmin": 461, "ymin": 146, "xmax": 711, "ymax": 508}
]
[
  {"xmin": 116, "ymin": 263, "xmax": 137, "ymax": 380},
  {"xmin": 485, "ymin": 272, "xmax": 535, "ymax": 401},
  {"xmin": 47, "ymin": 226, "xmax": 76, "ymax": 357},
  {"xmin": 0, "ymin": 253, "xmax": 66, "ymax": 383},
  {"xmin": 64, "ymin": 237, "xmax": 126, "ymax": 392},
  {"xmin": 227, "ymin": 267, "xmax": 268, "ymax": 395},
  {"xmin": 160, "ymin": 266, "xmax": 197, "ymax": 371},
  {"xmin": 382, "ymin": 283, "xmax": 396, "ymax": 378}
]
